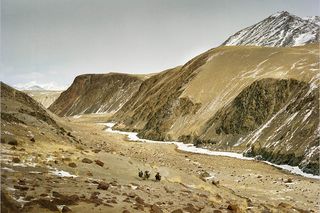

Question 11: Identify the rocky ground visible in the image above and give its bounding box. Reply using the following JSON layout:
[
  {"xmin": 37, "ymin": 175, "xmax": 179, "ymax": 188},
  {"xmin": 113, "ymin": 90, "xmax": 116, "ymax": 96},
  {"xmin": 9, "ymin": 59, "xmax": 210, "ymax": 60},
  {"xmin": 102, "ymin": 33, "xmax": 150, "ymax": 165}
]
[{"xmin": 1, "ymin": 114, "xmax": 319, "ymax": 212}]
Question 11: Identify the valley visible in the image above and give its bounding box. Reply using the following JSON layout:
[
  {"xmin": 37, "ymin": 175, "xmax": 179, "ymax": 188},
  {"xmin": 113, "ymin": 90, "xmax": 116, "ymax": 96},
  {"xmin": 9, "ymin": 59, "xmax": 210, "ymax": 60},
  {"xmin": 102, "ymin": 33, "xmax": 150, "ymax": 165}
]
[
  {"xmin": 1, "ymin": 9, "xmax": 320, "ymax": 213},
  {"xmin": 1, "ymin": 112, "xmax": 319, "ymax": 212}
]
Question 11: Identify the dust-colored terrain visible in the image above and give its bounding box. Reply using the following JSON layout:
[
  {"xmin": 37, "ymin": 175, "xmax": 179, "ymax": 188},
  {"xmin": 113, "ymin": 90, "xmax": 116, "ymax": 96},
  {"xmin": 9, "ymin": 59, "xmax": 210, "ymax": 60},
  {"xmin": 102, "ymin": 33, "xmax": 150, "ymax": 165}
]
[{"xmin": 1, "ymin": 100, "xmax": 319, "ymax": 213}]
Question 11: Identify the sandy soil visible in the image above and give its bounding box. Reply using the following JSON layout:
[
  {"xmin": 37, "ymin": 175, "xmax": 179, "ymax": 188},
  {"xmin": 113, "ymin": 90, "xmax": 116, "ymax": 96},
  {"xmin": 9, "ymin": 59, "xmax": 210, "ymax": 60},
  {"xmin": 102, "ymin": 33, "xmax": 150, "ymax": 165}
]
[{"xmin": 1, "ymin": 114, "xmax": 319, "ymax": 212}]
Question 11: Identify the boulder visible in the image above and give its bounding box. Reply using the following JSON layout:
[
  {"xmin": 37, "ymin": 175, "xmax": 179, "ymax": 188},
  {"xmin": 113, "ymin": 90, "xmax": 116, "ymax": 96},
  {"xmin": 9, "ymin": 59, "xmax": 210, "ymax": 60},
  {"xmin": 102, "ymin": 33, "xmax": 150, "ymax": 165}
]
[
  {"xmin": 135, "ymin": 196, "xmax": 145, "ymax": 205},
  {"xmin": 95, "ymin": 160, "xmax": 104, "ymax": 167},
  {"xmin": 12, "ymin": 157, "xmax": 21, "ymax": 163},
  {"xmin": 62, "ymin": 206, "xmax": 72, "ymax": 212},
  {"xmin": 68, "ymin": 162, "xmax": 77, "ymax": 168},
  {"xmin": 97, "ymin": 182, "xmax": 109, "ymax": 190},
  {"xmin": 150, "ymin": 204, "xmax": 163, "ymax": 213},
  {"xmin": 82, "ymin": 158, "xmax": 93, "ymax": 164},
  {"xmin": 284, "ymin": 178, "xmax": 293, "ymax": 183}
]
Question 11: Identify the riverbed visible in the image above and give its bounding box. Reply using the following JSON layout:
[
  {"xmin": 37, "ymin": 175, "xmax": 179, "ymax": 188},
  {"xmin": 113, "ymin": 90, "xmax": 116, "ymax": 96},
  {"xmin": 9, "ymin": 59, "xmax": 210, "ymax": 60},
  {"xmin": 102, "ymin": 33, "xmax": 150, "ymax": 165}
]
[{"xmin": 104, "ymin": 122, "xmax": 320, "ymax": 180}]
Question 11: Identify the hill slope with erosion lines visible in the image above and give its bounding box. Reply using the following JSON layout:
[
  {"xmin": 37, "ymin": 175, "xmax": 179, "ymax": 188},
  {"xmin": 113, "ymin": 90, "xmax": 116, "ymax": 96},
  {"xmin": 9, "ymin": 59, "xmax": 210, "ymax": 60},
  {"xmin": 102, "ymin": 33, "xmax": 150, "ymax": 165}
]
[{"xmin": 49, "ymin": 73, "xmax": 143, "ymax": 116}]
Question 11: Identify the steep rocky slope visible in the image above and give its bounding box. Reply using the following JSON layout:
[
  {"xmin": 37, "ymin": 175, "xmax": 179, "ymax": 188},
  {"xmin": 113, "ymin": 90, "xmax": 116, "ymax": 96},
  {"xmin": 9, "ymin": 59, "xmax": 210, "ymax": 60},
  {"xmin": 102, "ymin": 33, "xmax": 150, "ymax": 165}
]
[
  {"xmin": 0, "ymin": 82, "xmax": 77, "ymax": 147},
  {"xmin": 223, "ymin": 11, "xmax": 319, "ymax": 47},
  {"xmin": 49, "ymin": 73, "xmax": 143, "ymax": 116},
  {"xmin": 24, "ymin": 90, "xmax": 62, "ymax": 108},
  {"xmin": 1, "ymin": 82, "xmax": 58, "ymax": 128},
  {"xmin": 198, "ymin": 78, "xmax": 319, "ymax": 174},
  {"xmin": 112, "ymin": 44, "xmax": 319, "ymax": 174}
]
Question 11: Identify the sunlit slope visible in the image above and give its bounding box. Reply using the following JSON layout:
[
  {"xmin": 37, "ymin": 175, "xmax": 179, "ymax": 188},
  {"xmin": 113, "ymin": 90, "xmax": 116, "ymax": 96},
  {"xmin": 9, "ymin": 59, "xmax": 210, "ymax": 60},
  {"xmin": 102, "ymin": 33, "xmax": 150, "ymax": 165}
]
[
  {"xmin": 112, "ymin": 44, "xmax": 319, "ymax": 174},
  {"xmin": 170, "ymin": 44, "xmax": 319, "ymax": 138}
]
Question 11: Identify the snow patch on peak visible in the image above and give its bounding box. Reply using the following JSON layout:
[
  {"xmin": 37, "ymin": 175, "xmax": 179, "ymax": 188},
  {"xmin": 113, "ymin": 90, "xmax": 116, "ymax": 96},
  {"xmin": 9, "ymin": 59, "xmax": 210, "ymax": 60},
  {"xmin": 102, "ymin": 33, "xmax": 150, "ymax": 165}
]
[
  {"xmin": 303, "ymin": 16, "xmax": 320, "ymax": 26},
  {"xmin": 223, "ymin": 11, "xmax": 319, "ymax": 47},
  {"xmin": 270, "ymin": 11, "xmax": 289, "ymax": 18}
]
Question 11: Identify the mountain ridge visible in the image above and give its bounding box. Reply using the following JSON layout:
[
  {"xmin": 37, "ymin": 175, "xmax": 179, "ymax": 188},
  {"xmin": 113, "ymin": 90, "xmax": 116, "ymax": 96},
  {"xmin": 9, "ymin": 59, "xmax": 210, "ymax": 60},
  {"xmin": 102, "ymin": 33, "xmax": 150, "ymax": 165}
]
[
  {"xmin": 49, "ymin": 73, "xmax": 146, "ymax": 116},
  {"xmin": 222, "ymin": 11, "xmax": 320, "ymax": 47}
]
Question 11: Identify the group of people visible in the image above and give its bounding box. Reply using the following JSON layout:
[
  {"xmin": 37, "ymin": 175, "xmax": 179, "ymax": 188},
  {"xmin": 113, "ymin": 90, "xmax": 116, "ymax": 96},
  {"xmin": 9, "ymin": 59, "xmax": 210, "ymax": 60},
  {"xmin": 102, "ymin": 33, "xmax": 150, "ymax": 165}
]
[{"xmin": 138, "ymin": 170, "xmax": 161, "ymax": 181}]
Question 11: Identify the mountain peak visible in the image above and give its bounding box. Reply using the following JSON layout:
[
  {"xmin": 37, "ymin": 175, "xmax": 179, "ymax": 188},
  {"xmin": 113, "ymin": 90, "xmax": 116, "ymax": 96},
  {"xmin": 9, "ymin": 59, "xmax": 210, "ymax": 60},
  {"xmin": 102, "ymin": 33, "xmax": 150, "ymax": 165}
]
[
  {"xmin": 270, "ymin": 11, "xmax": 290, "ymax": 18},
  {"xmin": 223, "ymin": 11, "xmax": 319, "ymax": 47}
]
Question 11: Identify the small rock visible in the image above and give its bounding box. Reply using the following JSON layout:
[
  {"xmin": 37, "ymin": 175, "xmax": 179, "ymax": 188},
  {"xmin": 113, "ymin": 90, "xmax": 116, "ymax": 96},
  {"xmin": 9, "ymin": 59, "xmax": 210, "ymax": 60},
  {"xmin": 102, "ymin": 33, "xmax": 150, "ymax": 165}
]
[
  {"xmin": 97, "ymin": 182, "xmax": 109, "ymax": 190},
  {"xmin": 278, "ymin": 202, "xmax": 293, "ymax": 209},
  {"xmin": 82, "ymin": 158, "xmax": 93, "ymax": 164},
  {"xmin": 211, "ymin": 180, "xmax": 219, "ymax": 186},
  {"xmin": 62, "ymin": 206, "xmax": 72, "ymax": 212},
  {"xmin": 30, "ymin": 137, "xmax": 35, "ymax": 142},
  {"xmin": 95, "ymin": 160, "xmax": 104, "ymax": 167},
  {"xmin": 12, "ymin": 157, "xmax": 21, "ymax": 163},
  {"xmin": 135, "ymin": 196, "xmax": 144, "ymax": 205},
  {"xmin": 183, "ymin": 203, "xmax": 200, "ymax": 213},
  {"xmin": 8, "ymin": 138, "xmax": 18, "ymax": 146},
  {"xmin": 36, "ymin": 199, "xmax": 59, "ymax": 211},
  {"xmin": 227, "ymin": 203, "xmax": 241, "ymax": 212},
  {"xmin": 284, "ymin": 178, "xmax": 293, "ymax": 183},
  {"xmin": 18, "ymin": 180, "xmax": 26, "ymax": 185},
  {"xmin": 171, "ymin": 209, "xmax": 183, "ymax": 213},
  {"xmin": 128, "ymin": 192, "xmax": 136, "ymax": 198},
  {"xmin": 14, "ymin": 185, "xmax": 29, "ymax": 191},
  {"xmin": 68, "ymin": 162, "xmax": 77, "ymax": 168},
  {"xmin": 151, "ymin": 204, "xmax": 163, "ymax": 213},
  {"xmin": 133, "ymin": 204, "xmax": 144, "ymax": 211}
]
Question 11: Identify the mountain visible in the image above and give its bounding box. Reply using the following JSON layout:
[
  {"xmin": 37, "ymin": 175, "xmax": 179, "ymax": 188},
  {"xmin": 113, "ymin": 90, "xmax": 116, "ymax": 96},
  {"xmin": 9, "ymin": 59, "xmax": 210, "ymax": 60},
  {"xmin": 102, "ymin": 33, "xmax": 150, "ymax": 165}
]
[
  {"xmin": 223, "ymin": 11, "xmax": 320, "ymax": 47},
  {"xmin": 24, "ymin": 90, "xmax": 63, "ymax": 108},
  {"xmin": 112, "ymin": 44, "xmax": 319, "ymax": 175},
  {"xmin": 303, "ymin": 16, "xmax": 320, "ymax": 26},
  {"xmin": 24, "ymin": 85, "xmax": 45, "ymax": 91},
  {"xmin": 47, "ymin": 11, "xmax": 319, "ymax": 175},
  {"xmin": 49, "ymin": 73, "xmax": 145, "ymax": 116}
]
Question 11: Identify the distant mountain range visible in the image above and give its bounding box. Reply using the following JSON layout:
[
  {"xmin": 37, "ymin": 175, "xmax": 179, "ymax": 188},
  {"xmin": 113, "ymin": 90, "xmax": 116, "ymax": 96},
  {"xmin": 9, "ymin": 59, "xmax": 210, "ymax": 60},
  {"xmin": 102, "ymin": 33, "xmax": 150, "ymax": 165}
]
[
  {"xmin": 14, "ymin": 81, "xmax": 65, "ymax": 91},
  {"xmin": 223, "ymin": 11, "xmax": 319, "ymax": 47}
]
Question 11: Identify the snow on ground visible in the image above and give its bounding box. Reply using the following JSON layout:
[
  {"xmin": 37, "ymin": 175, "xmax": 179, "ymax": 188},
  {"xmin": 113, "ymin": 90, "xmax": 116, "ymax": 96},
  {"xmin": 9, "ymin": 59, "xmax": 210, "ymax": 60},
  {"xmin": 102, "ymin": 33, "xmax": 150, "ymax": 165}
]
[
  {"xmin": 50, "ymin": 168, "xmax": 77, "ymax": 178},
  {"xmin": 104, "ymin": 122, "xmax": 320, "ymax": 180}
]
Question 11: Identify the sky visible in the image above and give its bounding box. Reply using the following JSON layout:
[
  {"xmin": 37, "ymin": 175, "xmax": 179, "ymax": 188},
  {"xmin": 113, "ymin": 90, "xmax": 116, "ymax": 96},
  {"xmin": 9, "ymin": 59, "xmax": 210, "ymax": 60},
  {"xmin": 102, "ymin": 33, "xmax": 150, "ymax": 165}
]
[{"xmin": 1, "ymin": 0, "xmax": 319, "ymax": 90}]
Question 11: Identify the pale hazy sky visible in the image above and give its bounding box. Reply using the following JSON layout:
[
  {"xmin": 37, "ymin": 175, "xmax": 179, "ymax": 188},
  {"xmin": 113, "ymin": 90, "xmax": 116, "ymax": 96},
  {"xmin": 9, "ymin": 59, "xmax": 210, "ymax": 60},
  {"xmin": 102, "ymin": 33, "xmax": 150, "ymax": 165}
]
[{"xmin": 1, "ymin": 0, "xmax": 319, "ymax": 89}]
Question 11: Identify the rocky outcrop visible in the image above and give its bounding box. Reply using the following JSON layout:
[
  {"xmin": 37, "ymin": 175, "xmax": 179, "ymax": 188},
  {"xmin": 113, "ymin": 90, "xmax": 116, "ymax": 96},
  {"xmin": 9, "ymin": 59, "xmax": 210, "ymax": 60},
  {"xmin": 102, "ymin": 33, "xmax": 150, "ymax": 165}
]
[
  {"xmin": 49, "ymin": 73, "xmax": 143, "ymax": 116},
  {"xmin": 223, "ymin": 11, "xmax": 320, "ymax": 47}
]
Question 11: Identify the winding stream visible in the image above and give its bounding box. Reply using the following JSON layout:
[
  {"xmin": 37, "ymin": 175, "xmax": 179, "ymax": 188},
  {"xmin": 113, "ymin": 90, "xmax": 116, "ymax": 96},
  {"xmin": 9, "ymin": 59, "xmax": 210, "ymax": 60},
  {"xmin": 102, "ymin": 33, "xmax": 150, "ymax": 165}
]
[{"xmin": 104, "ymin": 122, "xmax": 320, "ymax": 180}]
